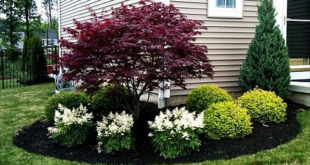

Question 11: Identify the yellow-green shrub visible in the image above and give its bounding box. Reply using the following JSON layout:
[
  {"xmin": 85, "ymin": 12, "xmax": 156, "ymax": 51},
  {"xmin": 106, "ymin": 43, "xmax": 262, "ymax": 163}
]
[
  {"xmin": 237, "ymin": 88, "xmax": 287, "ymax": 123},
  {"xmin": 186, "ymin": 85, "xmax": 233, "ymax": 113},
  {"xmin": 204, "ymin": 102, "xmax": 252, "ymax": 140}
]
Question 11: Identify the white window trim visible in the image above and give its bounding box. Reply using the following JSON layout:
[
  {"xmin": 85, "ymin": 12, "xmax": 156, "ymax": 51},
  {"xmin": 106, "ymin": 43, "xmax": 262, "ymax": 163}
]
[
  {"xmin": 162, "ymin": 0, "xmax": 170, "ymax": 5},
  {"xmin": 208, "ymin": 0, "xmax": 243, "ymax": 18}
]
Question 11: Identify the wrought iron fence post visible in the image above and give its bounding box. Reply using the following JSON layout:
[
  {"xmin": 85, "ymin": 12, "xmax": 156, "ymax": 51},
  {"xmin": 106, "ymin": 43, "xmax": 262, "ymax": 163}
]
[
  {"xmin": 0, "ymin": 49, "xmax": 4, "ymax": 89},
  {"xmin": 54, "ymin": 46, "xmax": 58, "ymax": 75}
]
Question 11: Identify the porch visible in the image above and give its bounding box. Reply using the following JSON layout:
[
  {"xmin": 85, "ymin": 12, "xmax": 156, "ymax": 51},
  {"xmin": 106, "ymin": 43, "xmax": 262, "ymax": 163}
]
[{"xmin": 290, "ymin": 66, "xmax": 310, "ymax": 107}]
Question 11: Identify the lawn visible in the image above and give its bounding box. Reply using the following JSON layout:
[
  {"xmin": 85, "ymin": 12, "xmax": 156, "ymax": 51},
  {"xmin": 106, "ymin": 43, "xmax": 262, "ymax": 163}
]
[
  {"xmin": 0, "ymin": 79, "xmax": 21, "ymax": 89},
  {"xmin": 1, "ymin": 83, "xmax": 310, "ymax": 165}
]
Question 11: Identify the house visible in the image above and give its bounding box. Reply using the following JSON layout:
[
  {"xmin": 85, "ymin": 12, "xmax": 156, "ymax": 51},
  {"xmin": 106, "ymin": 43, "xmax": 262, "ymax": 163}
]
[
  {"xmin": 58, "ymin": 0, "xmax": 310, "ymax": 106},
  {"xmin": 39, "ymin": 29, "xmax": 58, "ymax": 47}
]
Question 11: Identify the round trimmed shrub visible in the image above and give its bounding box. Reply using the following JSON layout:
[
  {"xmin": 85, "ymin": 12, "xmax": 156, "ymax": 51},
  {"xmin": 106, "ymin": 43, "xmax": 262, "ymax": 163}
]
[
  {"xmin": 45, "ymin": 91, "xmax": 90, "ymax": 123},
  {"xmin": 237, "ymin": 88, "xmax": 287, "ymax": 123},
  {"xmin": 90, "ymin": 85, "xmax": 123, "ymax": 117},
  {"xmin": 186, "ymin": 85, "xmax": 233, "ymax": 113},
  {"xmin": 204, "ymin": 101, "xmax": 252, "ymax": 140}
]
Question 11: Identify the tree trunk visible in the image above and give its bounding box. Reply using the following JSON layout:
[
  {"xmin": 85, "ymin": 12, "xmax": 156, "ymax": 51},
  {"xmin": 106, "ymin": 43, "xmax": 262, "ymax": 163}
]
[
  {"xmin": 25, "ymin": 0, "xmax": 29, "ymax": 38},
  {"xmin": 9, "ymin": 0, "xmax": 13, "ymax": 47},
  {"xmin": 133, "ymin": 101, "xmax": 140, "ymax": 122},
  {"xmin": 46, "ymin": 0, "xmax": 51, "ymax": 46},
  {"xmin": 48, "ymin": 0, "xmax": 52, "ymax": 27}
]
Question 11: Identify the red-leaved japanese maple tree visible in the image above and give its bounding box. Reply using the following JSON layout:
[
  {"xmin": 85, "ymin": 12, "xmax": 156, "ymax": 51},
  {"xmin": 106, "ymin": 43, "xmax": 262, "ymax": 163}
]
[{"xmin": 60, "ymin": 0, "xmax": 213, "ymax": 121}]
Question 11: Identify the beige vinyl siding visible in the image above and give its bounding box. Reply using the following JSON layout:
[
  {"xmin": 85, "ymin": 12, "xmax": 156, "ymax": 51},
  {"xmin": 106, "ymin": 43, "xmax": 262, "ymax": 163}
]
[
  {"xmin": 169, "ymin": 0, "xmax": 260, "ymax": 97},
  {"xmin": 59, "ymin": 0, "xmax": 140, "ymax": 44}
]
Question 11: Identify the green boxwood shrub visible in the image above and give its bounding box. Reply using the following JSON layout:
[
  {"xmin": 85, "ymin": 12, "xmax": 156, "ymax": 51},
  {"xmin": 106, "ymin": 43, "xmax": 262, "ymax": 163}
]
[
  {"xmin": 186, "ymin": 85, "xmax": 233, "ymax": 113},
  {"xmin": 237, "ymin": 88, "xmax": 287, "ymax": 123},
  {"xmin": 90, "ymin": 85, "xmax": 124, "ymax": 118},
  {"xmin": 45, "ymin": 91, "xmax": 90, "ymax": 123},
  {"xmin": 204, "ymin": 101, "xmax": 252, "ymax": 140}
]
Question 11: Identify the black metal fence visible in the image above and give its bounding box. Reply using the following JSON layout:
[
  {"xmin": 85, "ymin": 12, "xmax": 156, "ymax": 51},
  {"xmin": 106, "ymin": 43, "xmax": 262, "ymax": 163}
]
[{"xmin": 0, "ymin": 46, "xmax": 59, "ymax": 90}]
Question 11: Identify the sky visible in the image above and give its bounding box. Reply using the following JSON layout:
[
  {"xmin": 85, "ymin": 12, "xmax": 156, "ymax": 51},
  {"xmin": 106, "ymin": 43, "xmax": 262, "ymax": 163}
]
[
  {"xmin": 35, "ymin": 0, "xmax": 45, "ymax": 17},
  {"xmin": 35, "ymin": 0, "xmax": 58, "ymax": 20}
]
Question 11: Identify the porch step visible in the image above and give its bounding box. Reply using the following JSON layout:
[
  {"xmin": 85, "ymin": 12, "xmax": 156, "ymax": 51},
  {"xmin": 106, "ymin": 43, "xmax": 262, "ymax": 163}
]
[{"xmin": 290, "ymin": 65, "xmax": 310, "ymax": 72}]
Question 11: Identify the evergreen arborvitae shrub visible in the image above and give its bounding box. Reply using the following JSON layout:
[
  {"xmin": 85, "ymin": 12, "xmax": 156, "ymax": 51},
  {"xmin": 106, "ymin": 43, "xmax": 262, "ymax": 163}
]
[
  {"xmin": 239, "ymin": 0, "xmax": 290, "ymax": 99},
  {"xmin": 28, "ymin": 34, "xmax": 48, "ymax": 83}
]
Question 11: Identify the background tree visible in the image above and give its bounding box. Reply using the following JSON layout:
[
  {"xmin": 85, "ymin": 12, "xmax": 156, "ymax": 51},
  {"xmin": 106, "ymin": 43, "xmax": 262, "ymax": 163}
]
[
  {"xmin": 60, "ymin": 0, "xmax": 214, "ymax": 121},
  {"xmin": 28, "ymin": 16, "xmax": 57, "ymax": 36},
  {"xmin": 0, "ymin": 0, "xmax": 22, "ymax": 48},
  {"xmin": 239, "ymin": 0, "xmax": 290, "ymax": 99},
  {"xmin": 29, "ymin": 15, "xmax": 45, "ymax": 34},
  {"xmin": 19, "ymin": 0, "xmax": 37, "ymax": 38},
  {"xmin": 42, "ymin": 0, "xmax": 57, "ymax": 45}
]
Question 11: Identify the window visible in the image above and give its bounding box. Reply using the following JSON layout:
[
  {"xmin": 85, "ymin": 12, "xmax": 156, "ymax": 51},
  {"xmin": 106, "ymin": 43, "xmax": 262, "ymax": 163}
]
[
  {"xmin": 208, "ymin": 0, "xmax": 243, "ymax": 18},
  {"xmin": 217, "ymin": 0, "xmax": 236, "ymax": 8}
]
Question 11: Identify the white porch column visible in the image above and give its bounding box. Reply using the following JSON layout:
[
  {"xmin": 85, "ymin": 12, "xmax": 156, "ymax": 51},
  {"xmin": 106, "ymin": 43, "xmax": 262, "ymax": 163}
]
[{"xmin": 274, "ymin": 0, "xmax": 287, "ymax": 42}]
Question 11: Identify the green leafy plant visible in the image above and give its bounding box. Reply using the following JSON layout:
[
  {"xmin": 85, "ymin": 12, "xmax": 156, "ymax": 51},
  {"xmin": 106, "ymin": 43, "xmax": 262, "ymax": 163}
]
[
  {"xmin": 186, "ymin": 85, "xmax": 233, "ymax": 113},
  {"xmin": 90, "ymin": 85, "xmax": 123, "ymax": 117},
  {"xmin": 96, "ymin": 111, "xmax": 135, "ymax": 153},
  {"xmin": 204, "ymin": 101, "xmax": 252, "ymax": 140},
  {"xmin": 239, "ymin": 0, "xmax": 290, "ymax": 99},
  {"xmin": 148, "ymin": 107, "xmax": 204, "ymax": 158},
  {"xmin": 237, "ymin": 88, "xmax": 287, "ymax": 123},
  {"xmin": 47, "ymin": 104, "xmax": 93, "ymax": 147},
  {"xmin": 45, "ymin": 91, "xmax": 90, "ymax": 123}
]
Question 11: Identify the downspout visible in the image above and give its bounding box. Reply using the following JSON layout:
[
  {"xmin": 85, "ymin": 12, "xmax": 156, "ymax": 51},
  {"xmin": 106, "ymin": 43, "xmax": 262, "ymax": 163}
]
[
  {"xmin": 158, "ymin": 0, "xmax": 170, "ymax": 109},
  {"xmin": 57, "ymin": 0, "xmax": 61, "ymax": 74},
  {"xmin": 158, "ymin": 80, "xmax": 170, "ymax": 108}
]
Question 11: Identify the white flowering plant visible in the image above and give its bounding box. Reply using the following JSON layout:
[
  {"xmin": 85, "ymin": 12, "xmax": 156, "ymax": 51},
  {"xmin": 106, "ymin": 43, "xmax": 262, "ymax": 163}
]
[
  {"xmin": 148, "ymin": 107, "xmax": 204, "ymax": 159},
  {"xmin": 47, "ymin": 104, "xmax": 93, "ymax": 147},
  {"xmin": 96, "ymin": 111, "xmax": 135, "ymax": 153}
]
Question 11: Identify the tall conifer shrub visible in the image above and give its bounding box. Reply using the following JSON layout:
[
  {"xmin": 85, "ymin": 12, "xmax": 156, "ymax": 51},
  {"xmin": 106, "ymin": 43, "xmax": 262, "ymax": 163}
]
[
  {"xmin": 23, "ymin": 34, "xmax": 47, "ymax": 84},
  {"xmin": 239, "ymin": 0, "xmax": 290, "ymax": 99}
]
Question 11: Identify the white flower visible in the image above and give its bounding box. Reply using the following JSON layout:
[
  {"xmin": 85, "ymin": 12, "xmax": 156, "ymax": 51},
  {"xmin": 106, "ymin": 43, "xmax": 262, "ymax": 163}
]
[
  {"xmin": 96, "ymin": 111, "xmax": 134, "ymax": 153},
  {"xmin": 148, "ymin": 106, "xmax": 203, "ymax": 140},
  {"xmin": 148, "ymin": 132, "xmax": 153, "ymax": 137},
  {"xmin": 97, "ymin": 147, "xmax": 102, "ymax": 153},
  {"xmin": 47, "ymin": 127, "xmax": 59, "ymax": 135},
  {"xmin": 50, "ymin": 103, "xmax": 93, "ymax": 126},
  {"xmin": 54, "ymin": 110, "xmax": 61, "ymax": 122},
  {"xmin": 108, "ymin": 112, "xmax": 115, "ymax": 120},
  {"xmin": 182, "ymin": 132, "xmax": 189, "ymax": 139}
]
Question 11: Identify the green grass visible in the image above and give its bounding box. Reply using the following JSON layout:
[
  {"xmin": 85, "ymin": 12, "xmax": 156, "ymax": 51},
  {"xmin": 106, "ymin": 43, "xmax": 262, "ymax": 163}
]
[
  {"xmin": 0, "ymin": 83, "xmax": 310, "ymax": 165},
  {"xmin": 0, "ymin": 79, "xmax": 21, "ymax": 89}
]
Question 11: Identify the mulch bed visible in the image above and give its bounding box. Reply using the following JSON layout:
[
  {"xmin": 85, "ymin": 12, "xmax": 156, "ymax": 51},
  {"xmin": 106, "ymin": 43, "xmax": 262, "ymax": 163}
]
[{"xmin": 13, "ymin": 101, "xmax": 308, "ymax": 164}]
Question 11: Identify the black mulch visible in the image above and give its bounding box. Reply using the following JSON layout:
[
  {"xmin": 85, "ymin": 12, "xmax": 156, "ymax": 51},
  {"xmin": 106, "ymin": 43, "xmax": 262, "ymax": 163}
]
[{"xmin": 13, "ymin": 101, "xmax": 308, "ymax": 164}]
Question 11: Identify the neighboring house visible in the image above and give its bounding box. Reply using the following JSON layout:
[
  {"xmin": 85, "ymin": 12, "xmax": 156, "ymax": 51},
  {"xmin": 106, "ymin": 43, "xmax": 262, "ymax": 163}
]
[
  {"xmin": 58, "ymin": 0, "xmax": 310, "ymax": 105},
  {"xmin": 40, "ymin": 30, "xmax": 58, "ymax": 47}
]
